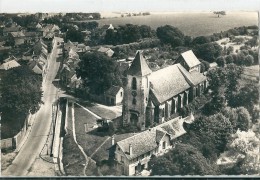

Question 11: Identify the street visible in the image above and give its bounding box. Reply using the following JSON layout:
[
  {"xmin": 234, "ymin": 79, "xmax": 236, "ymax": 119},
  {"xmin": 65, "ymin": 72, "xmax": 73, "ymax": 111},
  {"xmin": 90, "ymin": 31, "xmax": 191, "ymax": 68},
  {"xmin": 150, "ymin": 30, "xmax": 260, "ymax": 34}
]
[{"xmin": 2, "ymin": 37, "xmax": 63, "ymax": 176}]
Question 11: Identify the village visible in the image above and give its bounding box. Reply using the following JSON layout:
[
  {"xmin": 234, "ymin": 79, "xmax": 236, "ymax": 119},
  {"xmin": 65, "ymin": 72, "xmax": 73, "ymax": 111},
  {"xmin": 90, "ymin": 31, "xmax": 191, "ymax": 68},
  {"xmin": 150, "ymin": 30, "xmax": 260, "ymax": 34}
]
[{"xmin": 0, "ymin": 12, "xmax": 259, "ymax": 176}]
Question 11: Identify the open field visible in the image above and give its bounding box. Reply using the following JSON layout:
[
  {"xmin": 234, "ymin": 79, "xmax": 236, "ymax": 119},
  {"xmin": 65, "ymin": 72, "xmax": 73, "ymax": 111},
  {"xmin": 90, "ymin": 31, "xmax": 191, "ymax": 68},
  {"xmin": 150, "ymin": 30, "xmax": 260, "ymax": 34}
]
[
  {"xmin": 82, "ymin": 12, "xmax": 258, "ymax": 37},
  {"xmin": 240, "ymin": 65, "xmax": 259, "ymax": 86}
]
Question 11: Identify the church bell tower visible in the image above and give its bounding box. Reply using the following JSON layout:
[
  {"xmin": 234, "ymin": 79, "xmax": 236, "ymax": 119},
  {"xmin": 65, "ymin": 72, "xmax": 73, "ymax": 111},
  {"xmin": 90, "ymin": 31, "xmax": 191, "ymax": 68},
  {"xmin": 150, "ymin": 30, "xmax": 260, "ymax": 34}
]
[{"xmin": 122, "ymin": 51, "xmax": 152, "ymax": 130}]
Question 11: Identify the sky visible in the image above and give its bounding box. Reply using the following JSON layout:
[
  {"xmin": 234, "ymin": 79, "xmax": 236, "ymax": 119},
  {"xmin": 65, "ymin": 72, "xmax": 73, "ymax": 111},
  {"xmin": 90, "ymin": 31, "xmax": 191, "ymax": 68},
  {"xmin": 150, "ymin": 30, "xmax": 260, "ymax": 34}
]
[{"xmin": 0, "ymin": 0, "xmax": 259, "ymax": 13}]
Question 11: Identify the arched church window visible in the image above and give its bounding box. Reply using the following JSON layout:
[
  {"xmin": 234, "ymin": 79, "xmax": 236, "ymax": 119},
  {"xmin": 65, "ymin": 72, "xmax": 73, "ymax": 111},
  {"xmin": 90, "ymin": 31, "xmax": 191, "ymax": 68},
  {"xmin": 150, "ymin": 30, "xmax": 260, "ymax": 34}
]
[
  {"xmin": 132, "ymin": 77, "xmax": 137, "ymax": 90},
  {"xmin": 132, "ymin": 98, "xmax": 137, "ymax": 105}
]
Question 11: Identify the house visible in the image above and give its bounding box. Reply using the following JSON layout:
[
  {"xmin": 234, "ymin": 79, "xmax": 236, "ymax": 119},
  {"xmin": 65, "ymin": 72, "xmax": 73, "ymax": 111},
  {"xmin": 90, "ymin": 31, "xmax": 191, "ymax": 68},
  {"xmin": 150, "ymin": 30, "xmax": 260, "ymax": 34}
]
[
  {"xmin": 2, "ymin": 26, "xmax": 21, "ymax": 36},
  {"xmin": 42, "ymin": 24, "xmax": 60, "ymax": 36},
  {"xmin": 109, "ymin": 114, "xmax": 194, "ymax": 176},
  {"xmin": 122, "ymin": 51, "xmax": 207, "ymax": 130},
  {"xmin": 33, "ymin": 39, "xmax": 48, "ymax": 56},
  {"xmin": 9, "ymin": 31, "xmax": 25, "ymax": 45},
  {"xmin": 104, "ymin": 86, "xmax": 124, "ymax": 106},
  {"xmin": 23, "ymin": 32, "xmax": 39, "ymax": 44},
  {"xmin": 97, "ymin": 47, "xmax": 114, "ymax": 57},
  {"xmin": 67, "ymin": 74, "xmax": 82, "ymax": 92},
  {"xmin": 0, "ymin": 60, "xmax": 20, "ymax": 70},
  {"xmin": 3, "ymin": 55, "xmax": 17, "ymax": 63},
  {"xmin": 64, "ymin": 40, "xmax": 77, "ymax": 52},
  {"xmin": 28, "ymin": 60, "xmax": 45, "ymax": 75},
  {"xmin": 76, "ymin": 43, "xmax": 91, "ymax": 53},
  {"xmin": 177, "ymin": 50, "xmax": 201, "ymax": 72},
  {"xmin": 209, "ymin": 62, "xmax": 218, "ymax": 70}
]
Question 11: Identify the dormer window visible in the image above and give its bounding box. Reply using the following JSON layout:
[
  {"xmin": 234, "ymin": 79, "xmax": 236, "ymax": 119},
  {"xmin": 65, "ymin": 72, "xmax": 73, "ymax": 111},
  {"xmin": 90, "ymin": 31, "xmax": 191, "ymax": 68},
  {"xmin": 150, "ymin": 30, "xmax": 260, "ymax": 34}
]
[{"xmin": 132, "ymin": 77, "xmax": 137, "ymax": 90}]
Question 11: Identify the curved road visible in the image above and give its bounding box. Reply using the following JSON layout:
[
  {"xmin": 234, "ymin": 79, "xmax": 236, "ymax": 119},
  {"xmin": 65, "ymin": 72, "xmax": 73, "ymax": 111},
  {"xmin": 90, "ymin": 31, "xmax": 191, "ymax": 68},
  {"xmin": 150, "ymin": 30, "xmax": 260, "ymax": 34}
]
[{"xmin": 2, "ymin": 37, "xmax": 63, "ymax": 176}]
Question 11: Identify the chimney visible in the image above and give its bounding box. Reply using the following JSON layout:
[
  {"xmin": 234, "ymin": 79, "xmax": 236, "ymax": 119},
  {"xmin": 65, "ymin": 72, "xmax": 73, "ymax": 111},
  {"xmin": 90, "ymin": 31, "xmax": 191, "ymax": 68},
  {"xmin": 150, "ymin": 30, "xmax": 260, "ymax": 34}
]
[
  {"xmin": 129, "ymin": 144, "xmax": 133, "ymax": 155},
  {"xmin": 111, "ymin": 136, "xmax": 115, "ymax": 145}
]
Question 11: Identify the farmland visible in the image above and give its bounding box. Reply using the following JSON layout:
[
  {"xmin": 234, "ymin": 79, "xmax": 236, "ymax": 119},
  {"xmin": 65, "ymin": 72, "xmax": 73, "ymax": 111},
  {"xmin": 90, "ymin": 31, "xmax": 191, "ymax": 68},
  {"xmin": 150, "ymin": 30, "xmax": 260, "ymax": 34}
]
[{"xmin": 82, "ymin": 12, "xmax": 258, "ymax": 37}]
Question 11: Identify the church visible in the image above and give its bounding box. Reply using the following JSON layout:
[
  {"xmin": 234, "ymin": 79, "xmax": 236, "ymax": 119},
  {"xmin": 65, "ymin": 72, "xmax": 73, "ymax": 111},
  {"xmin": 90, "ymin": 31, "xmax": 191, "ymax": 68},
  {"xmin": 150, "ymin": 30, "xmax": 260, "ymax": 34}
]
[{"xmin": 122, "ymin": 50, "xmax": 207, "ymax": 130}]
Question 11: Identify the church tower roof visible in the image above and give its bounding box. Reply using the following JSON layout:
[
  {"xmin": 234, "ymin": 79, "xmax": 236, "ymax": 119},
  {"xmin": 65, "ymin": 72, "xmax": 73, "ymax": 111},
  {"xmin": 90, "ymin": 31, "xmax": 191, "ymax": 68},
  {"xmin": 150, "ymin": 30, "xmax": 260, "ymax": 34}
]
[{"xmin": 127, "ymin": 51, "xmax": 152, "ymax": 76}]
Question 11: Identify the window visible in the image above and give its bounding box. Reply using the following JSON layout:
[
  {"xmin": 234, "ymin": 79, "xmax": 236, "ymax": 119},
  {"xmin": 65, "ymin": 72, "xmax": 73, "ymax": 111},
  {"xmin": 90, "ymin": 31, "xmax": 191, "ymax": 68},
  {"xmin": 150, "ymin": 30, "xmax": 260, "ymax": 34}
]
[
  {"xmin": 121, "ymin": 156, "xmax": 124, "ymax": 163},
  {"xmin": 162, "ymin": 141, "xmax": 166, "ymax": 149},
  {"xmin": 132, "ymin": 77, "xmax": 137, "ymax": 90},
  {"xmin": 132, "ymin": 98, "xmax": 137, "ymax": 105},
  {"xmin": 162, "ymin": 108, "xmax": 165, "ymax": 117},
  {"xmin": 120, "ymin": 92, "xmax": 123, "ymax": 97}
]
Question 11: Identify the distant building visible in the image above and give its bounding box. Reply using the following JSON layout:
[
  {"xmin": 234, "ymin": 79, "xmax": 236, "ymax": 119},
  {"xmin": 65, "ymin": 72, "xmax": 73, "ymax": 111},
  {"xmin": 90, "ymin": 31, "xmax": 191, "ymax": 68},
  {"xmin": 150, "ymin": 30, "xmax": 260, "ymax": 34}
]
[
  {"xmin": 109, "ymin": 114, "xmax": 194, "ymax": 176},
  {"xmin": 9, "ymin": 31, "xmax": 25, "ymax": 45},
  {"xmin": 2, "ymin": 26, "xmax": 21, "ymax": 36},
  {"xmin": 97, "ymin": 46, "xmax": 114, "ymax": 57}
]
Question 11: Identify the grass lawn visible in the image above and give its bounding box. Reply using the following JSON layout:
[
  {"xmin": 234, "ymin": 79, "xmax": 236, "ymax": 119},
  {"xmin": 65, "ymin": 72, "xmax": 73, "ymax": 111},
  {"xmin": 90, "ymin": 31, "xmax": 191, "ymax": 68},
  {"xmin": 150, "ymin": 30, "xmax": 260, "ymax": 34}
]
[
  {"xmin": 74, "ymin": 104, "xmax": 109, "ymax": 160},
  {"xmin": 239, "ymin": 65, "xmax": 259, "ymax": 87},
  {"xmin": 62, "ymin": 133, "xmax": 85, "ymax": 176},
  {"xmin": 79, "ymin": 101, "xmax": 119, "ymax": 120},
  {"xmin": 73, "ymin": 103, "xmax": 135, "ymax": 164}
]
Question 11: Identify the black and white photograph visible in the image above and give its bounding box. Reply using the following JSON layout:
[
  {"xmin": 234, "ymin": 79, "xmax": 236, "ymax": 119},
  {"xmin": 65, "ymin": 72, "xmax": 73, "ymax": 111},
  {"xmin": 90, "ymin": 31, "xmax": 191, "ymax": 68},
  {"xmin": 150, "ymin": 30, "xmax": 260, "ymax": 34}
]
[{"xmin": 0, "ymin": 0, "xmax": 259, "ymax": 177}]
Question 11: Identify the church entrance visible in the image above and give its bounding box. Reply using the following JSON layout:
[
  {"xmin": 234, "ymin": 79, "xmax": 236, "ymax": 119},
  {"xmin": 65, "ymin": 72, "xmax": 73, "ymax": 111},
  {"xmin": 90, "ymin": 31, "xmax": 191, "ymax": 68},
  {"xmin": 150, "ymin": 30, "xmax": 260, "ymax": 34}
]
[{"xmin": 130, "ymin": 113, "xmax": 138, "ymax": 126}]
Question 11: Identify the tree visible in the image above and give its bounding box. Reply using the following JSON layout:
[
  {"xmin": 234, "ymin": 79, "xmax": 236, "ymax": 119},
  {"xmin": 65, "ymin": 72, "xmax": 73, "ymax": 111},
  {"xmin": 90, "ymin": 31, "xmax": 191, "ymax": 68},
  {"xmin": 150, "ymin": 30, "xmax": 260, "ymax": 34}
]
[
  {"xmin": 193, "ymin": 42, "xmax": 223, "ymax": 62},
  {"xmin": 225, "ymin": 55, "xmax": 234, "ymax": 64},
  {"xmin": 138, "ymin": 25, "xmax": 153, "ymax": 38},
  {"xmin": 233, "ymin": 37, "xmax": 244, "ymax": 45},
  {"xmin": 226, "ymin": 46, "xmax": 234, "ymax": 55},
  {"xmin": 226, "ymin": 129, "xmax": 260, "ymax": 175},
  {"xmin": 76, "ymin": 52, "xmax": 122, "ymax": 95},
  {"xmin": 0, "ymin": 66, "xmax": 43, "ymax": 114},
  {"xmin": 65, "ymin": 27, "xmax": 85, "ymax": 43},
  {"xmin": 207, "ymin": 64, "xmax": 243, "ymax": 107},
  {"xmin": 216, "ymin": 56, "xmax": 226, "ymax": 67},
  {"xmin": 79, "ymin": 21, "xmax": 98, "ymax": 31},
  {"xmin": 244, "ymin": 55, "xmax": 254, "ymax": 66},
  {"xmin": 221, "ymin": 107, "xmax": 238, "ymax": 132},
  {"xmin": 213, "ymin": 11, "xmax": 226, "ymax": 18},
  {"xmin": 236, "ymin": 107, "xmax": 252, "ymax": 131},
  {"xmin": 192, "ymin": 36, "xmax": 211, "ymax": 45},
  {"xmin": 245, "ymin": 36, "xmax": 258, "ymax": 47},
  {"xmin": 149, "ymin": 143, "xmax": 217, "ymax": 175},
  {"xmin": 117, "ymin": 24, "xmax": 141, "ymax": 44},
  {"xmin": 230, "ymin": 82, "xmax": 259, "ymax": 113},
  {"xmin": 156, "ymin": 25, "xmax": 185, "ymax": 48},
  {"xmin": 104, "ymin": 29, "xmax": 116, "ymax": 45}
]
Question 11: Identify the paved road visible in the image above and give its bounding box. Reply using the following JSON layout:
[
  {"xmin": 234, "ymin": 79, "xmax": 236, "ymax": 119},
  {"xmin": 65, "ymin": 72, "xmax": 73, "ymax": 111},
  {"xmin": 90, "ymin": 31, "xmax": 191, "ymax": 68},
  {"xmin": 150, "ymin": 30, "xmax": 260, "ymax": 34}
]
[{"xmin": 2, "ymin": 37, "xmax": 63, "ymax": 176}]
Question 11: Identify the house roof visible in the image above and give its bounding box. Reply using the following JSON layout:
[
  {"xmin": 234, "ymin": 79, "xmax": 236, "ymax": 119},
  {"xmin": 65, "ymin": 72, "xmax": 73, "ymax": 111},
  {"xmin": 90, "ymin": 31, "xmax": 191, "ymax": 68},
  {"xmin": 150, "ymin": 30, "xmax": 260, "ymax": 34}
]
[
  {"xmin": 0, "ymin": 60, "xmax": 20, "ymax": 70},
  {"xmin": 64, "ymin": 40, "xmax": 77, "ymax": 51},
  {"xmin": 3, "ymin": 26, "xmax": 20, "ymax": 32},
  {"xmin": 105, "ymin": 85, "xmax": 122, "ymax": 96},
  {"xmin": 24, "ymin": 31, "xmax": 37, "ymax": 37},
  {"xmin": 10, "ymin": 31, "xmax": 25, "ymax": 38},
  {"xmin": 117, "ymin": 130, "xmax": 158, "ymax": 160},
  {"xmin": 180, "ymin": 50, "xmax": 201, "ymax": 68},
  {"xmin": 149, "ymin": 64, "xmax": 190, "ymax": 105},
  {"xmin": 28, "ymin": 60, "xmax": 43, "ymax": 74},
  {"xmin": 127, "ymin": 51, "xmax": 152, "ymax": 76},
  {"xmin": 97, "ymin": 46, "xmax": 115, "ymax": 57},
  {"xmin": 177, "ymin": 64, "xmax": 206, "ymax": 86},
  {"xmin": 3, "ymin": 55, "xmax": 17, "ymax": 63},
  {"xmin": 105, "ymin": 49, "xmax": 114, "ymax": 57},
  {"xmin": 157, "ymin": 116, "xmax": 188, "ymax": 140},
  {"xmin": 116, "ymin": 115, "xmax": 190, "ymax": 160}
]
